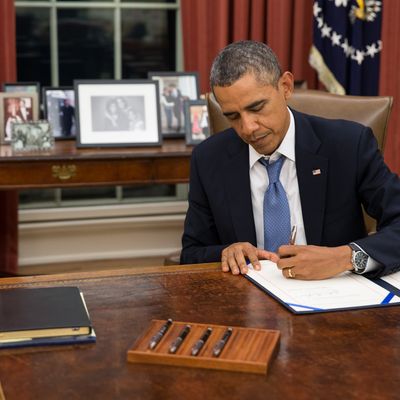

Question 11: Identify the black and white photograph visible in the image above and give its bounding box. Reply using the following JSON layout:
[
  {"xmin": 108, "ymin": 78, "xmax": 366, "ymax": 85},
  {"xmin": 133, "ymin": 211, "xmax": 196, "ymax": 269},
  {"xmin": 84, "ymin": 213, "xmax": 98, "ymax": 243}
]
[
  {"xmin": 11, "ymin": 120, "xmax": 54, "ymax": 152},
  {"xmin": 148, "ymin": 72, "xmax": 200, "ymax": 138},
  {"xmin": 91, "ymin": 96, "xmax": 145, "ymax": 132},
  {"xmin": 74, "ymin": 80, "xmax": 161, "ymax": 147},
  {"xmin": 43, "ymin": 87, "xmax": 76, "ymax": 139},
  {"xmin": 184, "ymin": 100, "xmax": 210, "ymax": 145},
  {"xmin": 0, "ymin": 92, "xmax": 39, "ymax": 143}
]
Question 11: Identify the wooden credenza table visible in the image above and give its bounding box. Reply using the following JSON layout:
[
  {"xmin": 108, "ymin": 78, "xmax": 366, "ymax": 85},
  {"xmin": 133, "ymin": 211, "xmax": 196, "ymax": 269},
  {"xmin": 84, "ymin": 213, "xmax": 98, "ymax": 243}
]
[
  {"xmin": 0, "ymin": 139, "xmax": 192, "ymax": 274},
  {"xmin": 0, "ymin": 139, "xmax": 192, "ymax": 188},
  {"xmin": 0, "ymin": 263, "xmax": 399, "ymax": 400}
]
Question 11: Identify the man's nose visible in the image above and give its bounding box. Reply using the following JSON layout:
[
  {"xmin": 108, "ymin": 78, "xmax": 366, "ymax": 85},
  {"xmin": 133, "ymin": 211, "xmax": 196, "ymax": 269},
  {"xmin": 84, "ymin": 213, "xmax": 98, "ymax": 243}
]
[{"xmin": 241, "ymin": 113, "xmax": 259, "ymax": 135}]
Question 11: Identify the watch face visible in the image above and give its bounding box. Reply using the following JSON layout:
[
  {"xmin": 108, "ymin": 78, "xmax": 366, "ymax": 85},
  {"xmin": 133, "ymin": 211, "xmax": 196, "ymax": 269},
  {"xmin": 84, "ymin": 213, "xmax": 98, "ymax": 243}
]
[{"xmin": 354, "ymin": 251, "xmax": 368, "ymax": 271}]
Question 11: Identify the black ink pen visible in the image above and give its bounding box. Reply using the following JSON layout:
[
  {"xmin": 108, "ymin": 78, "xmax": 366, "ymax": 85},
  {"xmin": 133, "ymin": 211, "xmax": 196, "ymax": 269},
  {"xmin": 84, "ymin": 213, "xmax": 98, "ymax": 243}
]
[
  {"xmin": 169, "ymin": 324, "xmax": 191, "ymax": 354},
  {"xmin": 148, "ymin": 318, "xmax": 173, "ymax": 350},
  {"xmin": 212, "ymin": 327, "xmax": 233, "ymax": 357},
  {"xmin": 191, "ymin": 327, "xmax": 213, "ymax": 356}
]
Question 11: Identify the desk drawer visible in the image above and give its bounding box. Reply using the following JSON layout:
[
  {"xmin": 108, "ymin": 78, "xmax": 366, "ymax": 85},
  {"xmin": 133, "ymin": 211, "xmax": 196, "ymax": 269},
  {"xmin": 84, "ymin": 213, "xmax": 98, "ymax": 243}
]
[{"xmin": 0, "ymin": 157, "xmax": 190, "ymax": 188}]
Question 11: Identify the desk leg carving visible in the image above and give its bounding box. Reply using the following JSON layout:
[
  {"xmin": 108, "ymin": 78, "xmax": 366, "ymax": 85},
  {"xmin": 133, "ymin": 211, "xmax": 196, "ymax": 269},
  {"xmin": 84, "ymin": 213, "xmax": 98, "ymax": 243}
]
[{"xmin": 52, "ymin": 165, "xmax": 77, "ymax": 180}]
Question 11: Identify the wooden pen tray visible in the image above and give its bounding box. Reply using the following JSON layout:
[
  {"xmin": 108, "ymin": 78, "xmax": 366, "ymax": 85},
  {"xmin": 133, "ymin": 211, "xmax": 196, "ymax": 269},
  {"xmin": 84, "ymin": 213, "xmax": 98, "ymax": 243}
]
[{"xmin": 127, "ymin": 320, "xmax": 280, "ymax": 375}]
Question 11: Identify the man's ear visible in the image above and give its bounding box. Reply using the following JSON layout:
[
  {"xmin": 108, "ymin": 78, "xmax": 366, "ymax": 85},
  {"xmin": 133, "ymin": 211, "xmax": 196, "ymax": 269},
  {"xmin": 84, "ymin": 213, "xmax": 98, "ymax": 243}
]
[{"xmin": 279, "ymin": 71, "xmax": 294, "ymax": 100}]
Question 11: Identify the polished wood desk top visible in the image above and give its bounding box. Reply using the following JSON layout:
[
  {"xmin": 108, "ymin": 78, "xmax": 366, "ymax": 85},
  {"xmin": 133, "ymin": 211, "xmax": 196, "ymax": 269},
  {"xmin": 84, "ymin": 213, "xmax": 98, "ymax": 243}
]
[
  {"xmin": 0, "ymin": 139, "xmax": 192, "ymax": 188},
  {"xmin": 0, "ymin": 263, "xmax": 399, "ymax": 400}
]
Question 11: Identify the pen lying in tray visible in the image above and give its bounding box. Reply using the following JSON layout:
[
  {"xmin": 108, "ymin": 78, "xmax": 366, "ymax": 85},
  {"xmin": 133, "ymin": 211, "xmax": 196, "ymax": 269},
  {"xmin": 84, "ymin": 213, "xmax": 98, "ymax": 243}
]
[{"xmin": 127, "ymin": 319, "xmax": 280, "ymax": 375}]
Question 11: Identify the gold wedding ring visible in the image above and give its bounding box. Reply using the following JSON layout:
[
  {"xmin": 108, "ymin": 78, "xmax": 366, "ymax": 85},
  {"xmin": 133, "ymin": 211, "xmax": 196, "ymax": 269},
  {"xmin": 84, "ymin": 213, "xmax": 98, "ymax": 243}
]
[{"xmin": 288, "ymin": 268, "xmax": 295, "ymax": 279}]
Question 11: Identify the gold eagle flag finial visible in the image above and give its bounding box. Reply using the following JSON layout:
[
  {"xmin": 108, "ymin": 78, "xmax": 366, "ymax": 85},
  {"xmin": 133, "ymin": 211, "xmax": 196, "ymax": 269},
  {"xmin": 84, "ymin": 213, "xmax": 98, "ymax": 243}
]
[
  {"xmin": 354, "ymin": 0, "xmax": 366, "ymax": 20},
  {"xmin": 350, "ymin": 0, "xmax": 381, "ymax": 23}
]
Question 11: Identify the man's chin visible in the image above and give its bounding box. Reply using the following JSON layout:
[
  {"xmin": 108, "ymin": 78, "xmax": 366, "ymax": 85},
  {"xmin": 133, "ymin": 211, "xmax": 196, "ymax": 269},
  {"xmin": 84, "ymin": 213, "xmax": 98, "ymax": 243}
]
[{"xmin": 250, "ymin": 141, "xmax": 276, "ymax": 156}]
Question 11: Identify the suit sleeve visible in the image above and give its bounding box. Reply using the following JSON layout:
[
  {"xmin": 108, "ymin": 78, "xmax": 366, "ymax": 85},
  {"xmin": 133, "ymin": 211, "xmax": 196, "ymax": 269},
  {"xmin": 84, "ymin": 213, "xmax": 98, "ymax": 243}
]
[
  {"xmin": 354, "ymin": 127, "xmax": 400, "ymax": 277},
  {"xmin": 180, "ymin": 148, "xmax": 227, "ymax": 264}
]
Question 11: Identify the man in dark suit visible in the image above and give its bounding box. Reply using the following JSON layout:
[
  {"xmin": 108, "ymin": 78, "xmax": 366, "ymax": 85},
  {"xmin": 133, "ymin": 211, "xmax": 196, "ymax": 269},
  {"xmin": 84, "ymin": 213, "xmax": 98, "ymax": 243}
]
[
  {"xmin": 59, "ymin": 98, "xmax": 75, "ymax": 136},
  {"xmin": 180, "ymin": 40, "xmax": 400, "ymax": 280}
]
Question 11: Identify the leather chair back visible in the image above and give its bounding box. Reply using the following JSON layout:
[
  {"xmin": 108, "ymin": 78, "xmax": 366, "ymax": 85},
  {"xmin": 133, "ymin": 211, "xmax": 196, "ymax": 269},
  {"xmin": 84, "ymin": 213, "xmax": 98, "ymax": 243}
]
[
  {"xmin": 206, "ymin": 90, "xmax": 392, "ymax": 151},
  {"xmin": 287, "ymin": 90, "xmax": 392, "ymax": 151},
  {"xmin": 205, "ymin": 89, "xmax": 393, "ymax": 233}
]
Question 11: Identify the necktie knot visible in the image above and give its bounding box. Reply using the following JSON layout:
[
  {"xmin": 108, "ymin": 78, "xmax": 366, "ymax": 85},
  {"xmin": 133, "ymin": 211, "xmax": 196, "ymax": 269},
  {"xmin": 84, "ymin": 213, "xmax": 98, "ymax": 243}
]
[{"xmin": 259, "ymin": 156, "xmax": 284, "ymax": 184}]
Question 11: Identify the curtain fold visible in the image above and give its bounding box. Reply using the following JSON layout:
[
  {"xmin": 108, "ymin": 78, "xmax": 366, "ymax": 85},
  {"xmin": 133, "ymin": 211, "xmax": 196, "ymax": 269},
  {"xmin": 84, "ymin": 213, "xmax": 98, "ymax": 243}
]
[
  {"xmin": 0, "ymin": 0, "xmax": 18, "ymax": 275},
  {"xmin": 379, "ymin": 0, "xmax": 400, "ymax": 173},
  {"xmin": 266, "ymin": 0, "xmax": 294, "ymax": 71},
  {"xmin": 250, "ymin": 0, "xmax": 267, "ymax": 41},
  {"xmin": 181, "ymin": 0, "xmax": 230, "ymax": 93}
]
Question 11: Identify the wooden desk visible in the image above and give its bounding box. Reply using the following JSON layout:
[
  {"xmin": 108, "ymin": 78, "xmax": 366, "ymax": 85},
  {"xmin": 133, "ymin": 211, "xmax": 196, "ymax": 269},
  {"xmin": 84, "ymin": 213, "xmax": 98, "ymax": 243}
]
[
  {"xmin": 0, "ymin": 139, "xmax": 192, "ymax": 275},
  {"xmin": 0, "ymin": 139, "xmax": 192, "ymax": 188},
  {"xmin": 0, "ymin": 264, "xmax": 399, "ymax": 399}
]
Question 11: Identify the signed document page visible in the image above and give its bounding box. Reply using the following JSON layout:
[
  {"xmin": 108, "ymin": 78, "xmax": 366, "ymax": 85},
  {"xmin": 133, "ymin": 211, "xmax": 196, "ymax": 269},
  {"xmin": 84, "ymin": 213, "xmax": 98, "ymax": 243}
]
[{"xmin": 245, "ymin": 260, "xmax": 400, "ymax": 313}]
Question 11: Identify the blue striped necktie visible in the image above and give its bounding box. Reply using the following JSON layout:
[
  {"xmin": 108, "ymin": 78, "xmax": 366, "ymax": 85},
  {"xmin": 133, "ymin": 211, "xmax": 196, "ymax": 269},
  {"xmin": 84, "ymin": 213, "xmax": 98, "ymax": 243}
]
[{"xmin": 259, "ymin": 156, "xmax": 291, "ymax": 252}]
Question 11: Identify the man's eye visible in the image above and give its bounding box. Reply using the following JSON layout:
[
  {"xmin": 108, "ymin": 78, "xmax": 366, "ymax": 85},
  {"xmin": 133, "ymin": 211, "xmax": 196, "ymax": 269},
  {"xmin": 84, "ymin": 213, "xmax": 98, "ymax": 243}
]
[
  {"xmin": 226, "ymin": 114, "xmax": 239, "ymax": 121},
  {"xmin": 249, "ymin": 104, "xmax": 264, "ymax": 112}
]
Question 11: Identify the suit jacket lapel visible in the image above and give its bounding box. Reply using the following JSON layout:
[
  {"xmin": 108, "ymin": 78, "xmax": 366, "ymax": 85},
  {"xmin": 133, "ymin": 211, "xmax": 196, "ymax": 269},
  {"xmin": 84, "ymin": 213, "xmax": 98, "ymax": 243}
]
[
  {"xmin": 223, "ymin": 133, "xmax": 257, "ymax": 245},
  {"xmin": 293, "ymin": 110, "xmax": 329, "ymax": 245}
]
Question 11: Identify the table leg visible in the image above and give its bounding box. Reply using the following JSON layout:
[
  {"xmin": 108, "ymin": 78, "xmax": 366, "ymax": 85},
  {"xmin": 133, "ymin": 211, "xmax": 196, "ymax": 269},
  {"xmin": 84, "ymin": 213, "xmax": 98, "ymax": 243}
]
[{"xmin": 0, "ymin": 190, "xmax": 18, "ymax": 275}]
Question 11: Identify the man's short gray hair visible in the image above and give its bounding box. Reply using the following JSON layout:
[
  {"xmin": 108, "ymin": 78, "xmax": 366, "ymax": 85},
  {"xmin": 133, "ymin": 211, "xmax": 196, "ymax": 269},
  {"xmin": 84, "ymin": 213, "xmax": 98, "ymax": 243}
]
[{"xmin": 210, "ymin": 40, "xmax": 282, "ymax": 88}]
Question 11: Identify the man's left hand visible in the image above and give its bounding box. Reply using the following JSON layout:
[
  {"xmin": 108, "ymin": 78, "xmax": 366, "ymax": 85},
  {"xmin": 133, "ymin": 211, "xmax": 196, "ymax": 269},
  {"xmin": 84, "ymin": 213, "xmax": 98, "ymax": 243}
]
[{"xmin": 277, "ymin": 245, "xmax": 353, "ymax": 280}]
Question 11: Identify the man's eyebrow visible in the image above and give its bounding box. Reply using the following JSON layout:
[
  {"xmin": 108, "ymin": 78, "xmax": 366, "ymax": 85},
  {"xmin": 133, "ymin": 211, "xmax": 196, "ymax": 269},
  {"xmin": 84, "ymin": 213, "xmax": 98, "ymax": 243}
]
[
  {"xmin": 244, "ymin": 99, "xmax": 267, "ymax": 110},
  {"xmin": 222, "ymin": 99, "xmax": 268, "ymax": 117}
]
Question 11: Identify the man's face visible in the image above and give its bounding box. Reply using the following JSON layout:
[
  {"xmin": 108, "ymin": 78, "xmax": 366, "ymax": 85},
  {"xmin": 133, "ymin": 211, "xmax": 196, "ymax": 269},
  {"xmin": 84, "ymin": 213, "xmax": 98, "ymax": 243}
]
[{"xmin": 213, "ymin": 71, "xmax": 293, "ymax": 155}]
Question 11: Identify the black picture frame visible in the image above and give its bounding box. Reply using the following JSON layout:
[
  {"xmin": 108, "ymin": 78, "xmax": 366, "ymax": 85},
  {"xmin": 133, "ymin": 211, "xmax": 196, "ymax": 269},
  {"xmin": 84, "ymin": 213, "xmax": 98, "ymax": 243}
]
[
  {"xmin": 148, "ymin": 71, "xmax": 200, "ymax": 138},
  {"xmin": 184, "ymin": 99, "xmax": 210, "ymax": 145},
  {"xmin": 43, "ymin": 86, "xmax": 76, "ymax": 140},
  {"xmin": 2, "ymin": 82, "xmax": 41, "ymax": 97},
  {"xmin": 74, "ymin": 79, "xmax": 162, "ymax": 148}
]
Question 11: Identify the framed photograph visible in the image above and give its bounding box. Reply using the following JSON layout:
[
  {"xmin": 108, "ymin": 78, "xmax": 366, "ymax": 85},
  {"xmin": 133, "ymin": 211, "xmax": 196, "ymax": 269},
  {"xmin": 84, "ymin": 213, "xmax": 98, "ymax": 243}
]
[
  {"xmin": 2, "ymin": 82, "xmax": 40, "ymax": 95},
  {"xmin": 184, "ymin": 100, "xmax": 210, "ymax": 145},
  {"xmin": 43, "ymin": 87, "xmax": 76, "ymax": 139},
  {"xmin": 74, "ymin": 80, "xmax": 161, "ymax": 148},
  {"xmin": 148, "ymin": 72, "xmax": 200, "ymax": 138},
  {"xmin": 11, "ymin": 120, "xmax": 54, "ymax": 152},
  {"xmin": 0, "ymin": 92, "xmax": 39, "ymax": 143}
]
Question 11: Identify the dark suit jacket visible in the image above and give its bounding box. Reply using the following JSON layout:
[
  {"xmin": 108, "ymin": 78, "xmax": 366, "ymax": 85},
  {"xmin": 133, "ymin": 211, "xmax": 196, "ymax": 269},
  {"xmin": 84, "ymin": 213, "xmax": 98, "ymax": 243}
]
[{"xmin": 180, "ymin": 110, "xmax": 400, "ymax": 277}]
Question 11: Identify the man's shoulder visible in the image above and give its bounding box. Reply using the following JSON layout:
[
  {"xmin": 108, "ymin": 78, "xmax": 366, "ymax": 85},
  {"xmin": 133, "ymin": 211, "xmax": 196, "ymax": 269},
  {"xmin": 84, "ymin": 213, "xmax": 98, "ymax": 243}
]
[
  {"xmin": 293, "ymin": 109, "xmax": 368, "ymax": 148},
  {"xmin": 193, "ymin": 128, "xmax": 241, "ymax": 155},
  {"xmin": 294, "ymin": 109, "xmax": 366, "ymax": 132}
]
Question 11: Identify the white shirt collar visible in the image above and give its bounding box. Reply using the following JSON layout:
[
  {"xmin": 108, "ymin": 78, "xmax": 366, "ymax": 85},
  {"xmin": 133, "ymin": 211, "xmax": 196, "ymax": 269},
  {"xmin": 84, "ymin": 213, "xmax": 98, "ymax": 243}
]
[{"xmin": 249, "ymin": 108, "xmax": 295, "ymax": 168}]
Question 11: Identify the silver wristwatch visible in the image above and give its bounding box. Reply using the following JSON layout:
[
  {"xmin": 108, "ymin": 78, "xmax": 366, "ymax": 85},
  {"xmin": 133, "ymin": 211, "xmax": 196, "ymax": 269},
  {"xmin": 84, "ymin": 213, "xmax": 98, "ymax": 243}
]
[{"xmin": 349, "ymin": 243, "xmax": 368, "ymax": 274}]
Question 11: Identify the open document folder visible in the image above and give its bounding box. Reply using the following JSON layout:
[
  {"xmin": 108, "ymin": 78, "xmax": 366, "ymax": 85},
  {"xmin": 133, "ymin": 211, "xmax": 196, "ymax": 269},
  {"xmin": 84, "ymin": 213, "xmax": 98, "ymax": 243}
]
[{"xmin": 245, "ymin": 260, "xmax": 400, "ymax": 314}]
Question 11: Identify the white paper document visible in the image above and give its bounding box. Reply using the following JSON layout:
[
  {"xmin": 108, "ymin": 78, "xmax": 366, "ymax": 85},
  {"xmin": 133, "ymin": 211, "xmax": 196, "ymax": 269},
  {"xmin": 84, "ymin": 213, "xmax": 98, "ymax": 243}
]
[
  {"xmin": 245, "ymin": 260, "xmax": 400, "ymax": 314},
  {"xmin": 380, "ymin": 270, "xmax": 400, "ymax": 290}
]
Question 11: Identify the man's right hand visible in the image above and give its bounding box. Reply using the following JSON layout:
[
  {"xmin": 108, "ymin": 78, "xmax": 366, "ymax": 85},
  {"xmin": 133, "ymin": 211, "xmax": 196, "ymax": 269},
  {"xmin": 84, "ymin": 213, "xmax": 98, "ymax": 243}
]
[{"xmin": 221, "ymin": 242, "xmax": 279, "ymax": 275}]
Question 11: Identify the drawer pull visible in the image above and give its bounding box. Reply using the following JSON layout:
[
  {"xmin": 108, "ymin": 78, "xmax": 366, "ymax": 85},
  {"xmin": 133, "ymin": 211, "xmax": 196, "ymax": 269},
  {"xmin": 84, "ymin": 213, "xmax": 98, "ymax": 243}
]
[{"xmin": 52, "ymin": 165, "xmax": 77, "ymax": 180}]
